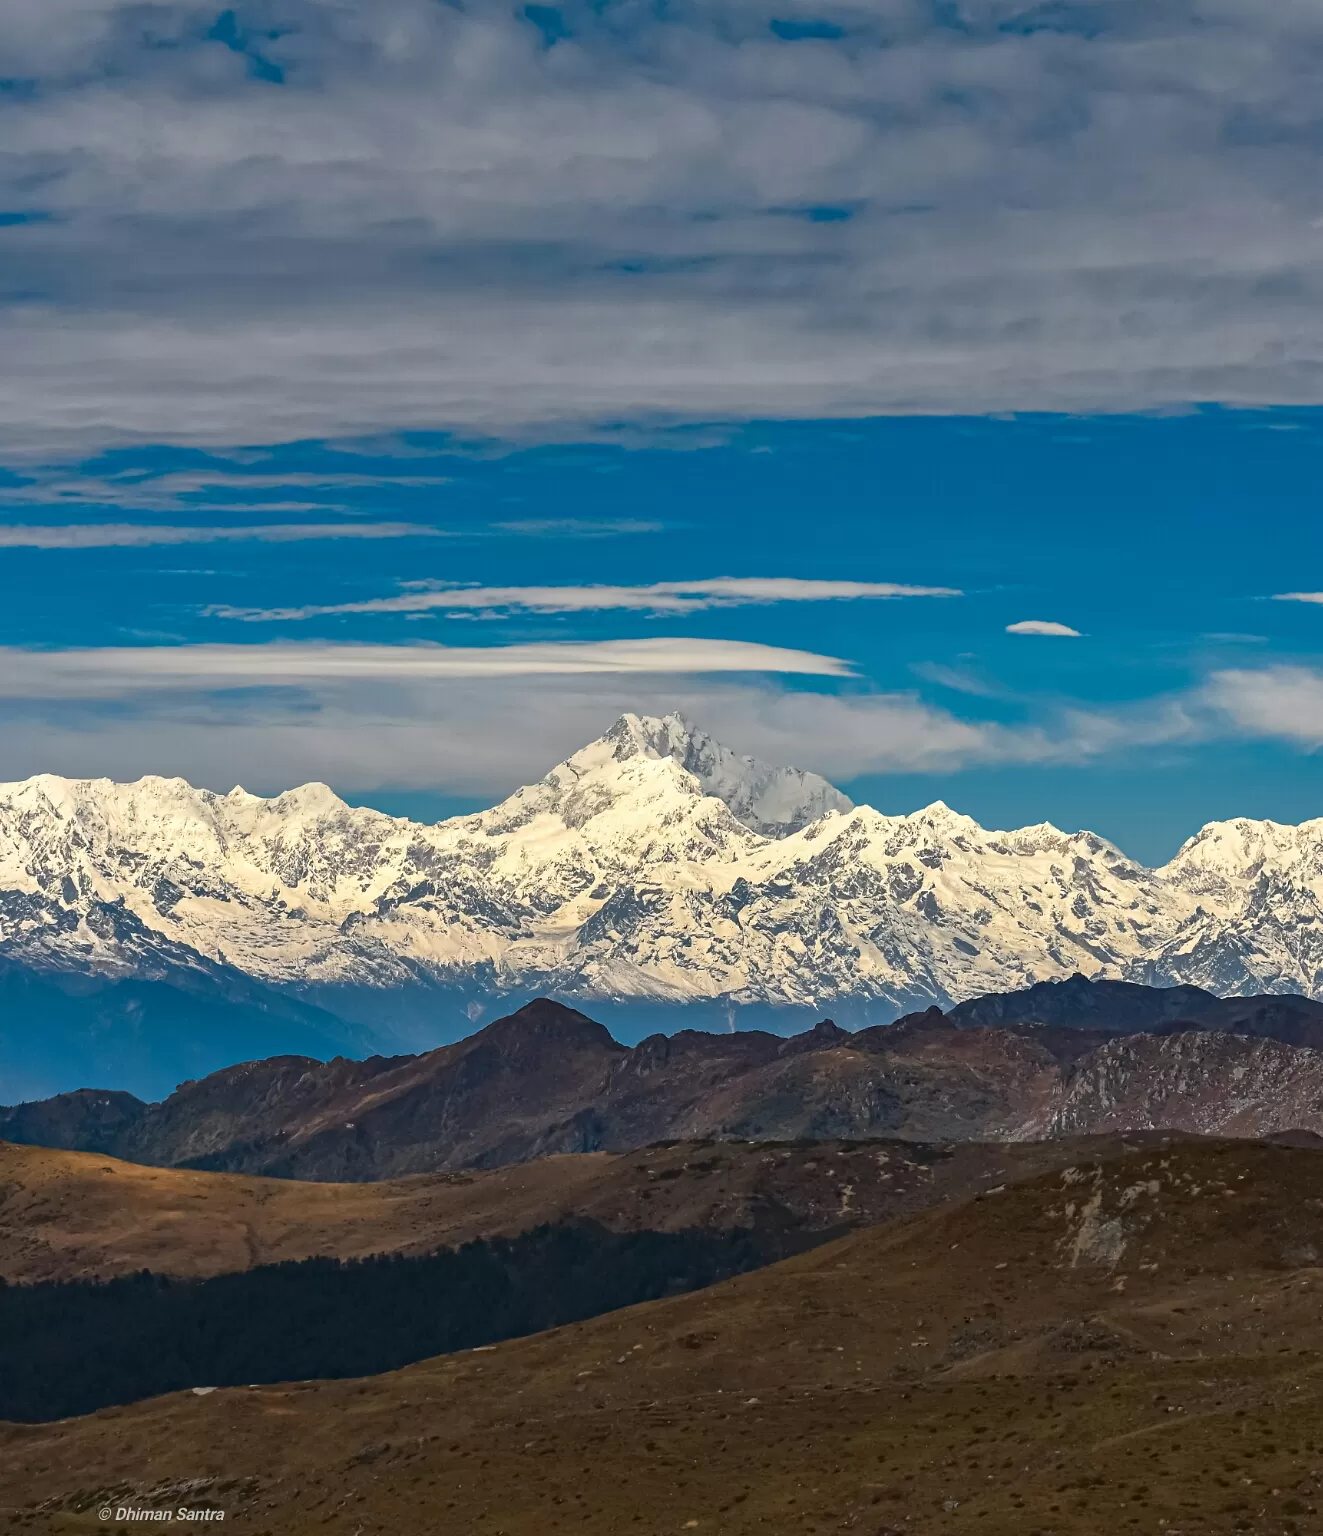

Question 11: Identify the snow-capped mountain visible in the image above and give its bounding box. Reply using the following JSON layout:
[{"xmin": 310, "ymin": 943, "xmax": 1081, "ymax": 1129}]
[{"xmin": 1, "ymin": 711, "xmax": 1322, "ymax": 1041}]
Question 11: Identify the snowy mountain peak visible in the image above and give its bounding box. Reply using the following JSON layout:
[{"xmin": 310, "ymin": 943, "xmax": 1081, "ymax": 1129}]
[
  {"xmin": 2, "ymin": 719, "xmax": 1323, "ymax": 1021},
  {"xmin": 1159, "ymin": 815, "xmax": 1323, "ymax": 904},
  {"xmin": 264, "ymin": 782, "xmax": 355, "ymax": 817},
  {"xmin": 904, "ymin": 800, "xmax": 982, "ymax": 835},
  {"xmin": 592, "ymin": 711, "xmax": 853, "ymax": 837}
]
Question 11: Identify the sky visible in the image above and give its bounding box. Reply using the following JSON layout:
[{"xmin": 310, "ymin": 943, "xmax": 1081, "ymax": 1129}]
[{"xmin": 1, "ymin": 1, "xmax": 1322, "ymax": 867}]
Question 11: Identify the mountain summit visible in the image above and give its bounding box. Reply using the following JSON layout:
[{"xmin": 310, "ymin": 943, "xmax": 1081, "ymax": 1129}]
[
  {"xmin": 2, "ymin": 714, "xmax": 1323, "ymax": 1072},
  {"xmin": 600, "ymin": 712, "xmax": 853, "ymax": 836}
]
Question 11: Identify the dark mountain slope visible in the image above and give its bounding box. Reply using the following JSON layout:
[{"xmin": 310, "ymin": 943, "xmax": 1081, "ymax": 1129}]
[
  {"xmin": 946, "ymin": 969, "xmax": 1323, "ymax": 1046},
  {"xmin": 10, "ymin": 979, "xmax": 1323, "ymax": 1179}
]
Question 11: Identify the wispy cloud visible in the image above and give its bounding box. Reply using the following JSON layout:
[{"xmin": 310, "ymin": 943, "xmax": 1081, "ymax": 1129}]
[
  {"xmin": 492, "ymin": 519, "xmax": 664, "ymax": 538},
  {"xmin": 212, "ymin": 576, "xmax": 961, "ymax": 622},
  {"xmin": 1274, "ymin": 592, "xmax": 1323, "ymax": 606},
  {"xmin": 1006, "ymin": 620, "xmax": 1083, "ymax": 638},
  {"xmin": 0, "ymin": 523, "xmax": 445, "ymax": 548},
  {"xmin": 0, "ymin": 469, "xmax": 455, "ymax": 512},
  {"xmin": 910, "ymin": 662, "xmax": 1005, "ymax": 699},
  {"xmin": 0, "ymin": 638, "xmax": 854, "ymax": 695}
]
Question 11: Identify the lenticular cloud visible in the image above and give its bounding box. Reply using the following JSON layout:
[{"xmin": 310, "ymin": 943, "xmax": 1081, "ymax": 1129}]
[{"xmin": 1006, "ymin": 621, "xmax": 1083, "ymax": 638}]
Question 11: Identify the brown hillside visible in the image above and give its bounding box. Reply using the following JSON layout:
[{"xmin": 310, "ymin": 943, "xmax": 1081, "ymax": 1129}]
[
  {"xmin": 0, "ymin": 1131, "xmax": 1169, "ymax": 1283},
  {"xmin": 13, "ymin": 989, "xmax": 1323, "ymax": 1181},
  {"xmin": 8, "ymin": 1139, "xmax": 1323, "ymax": 1534}
]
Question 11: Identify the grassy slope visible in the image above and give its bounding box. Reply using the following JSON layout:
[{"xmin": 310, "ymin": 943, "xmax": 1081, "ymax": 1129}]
[
  {"xmin": 6, "ymin": 1140, "xmax": 1323, "ymax": 1534},
  {"xmin": 0, "ymin": 1132, "xmax": 1164, "ymax": 1283}
]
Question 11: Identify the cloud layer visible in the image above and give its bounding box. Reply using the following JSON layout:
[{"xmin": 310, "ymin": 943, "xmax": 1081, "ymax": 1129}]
[
  {"xmin": 2, "ymin": 641, "xmax": 1319, "ymax": 802},
  {"xmin": 0, "ymin": 523, "xmax": 441, "ymax": 548},
  {"xmin": 212, "ymin": 576, "xmax": 960, "ymax": 621},
  {"xmin": 0, "ymin": 674, "xmax": 1107, "ymax": 796},
  {"xmin": 4, "ymin": 1, "xmax": 1323, "ymax": 452}
]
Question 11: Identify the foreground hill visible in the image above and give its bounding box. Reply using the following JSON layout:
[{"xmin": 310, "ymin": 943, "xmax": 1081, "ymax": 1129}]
[
  {"xmin": 8, "ymin": 1138, "xmax": 1323, "ymax": 1534},
  {"xmin": 9, "ymin": 982, "xmax": 1323, "ymax": 1179},
  {"xmin": 0, "ymin": 1130, "xmax": 1172, "ymax": 1284},
  {"xmin": 5, "ymin": 713, "xmax": 1323, "ymax": 1087}
]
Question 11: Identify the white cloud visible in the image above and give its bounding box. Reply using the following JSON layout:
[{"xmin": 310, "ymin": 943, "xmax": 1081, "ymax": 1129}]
[
  {"xmin": 0, "ymin": 522, "xmax": 443, "ymax": 548},
  {"xmin": 0, "ymin": 677, "xmax": 1117, "ymax": 795},
  {"xmin": 0, "ymin": 637, "xmax": 1206, "ymax": 796},
  {"xmin": 213, "ymin": 576, "xmax": 960, "ymax": 622},
  {"xmin": 0, "ymin": 638, "xmax": 854, "ymax": 697},
  {"xmin": 1005, "ymin": 620, "xmax": 1083, "ymax": 637},
  {"xmin": 1273, "ymin": 592, "xmax": 1323, "ymax": 606},
  {"xmin": 13, "ymin": 638, "xmax": 1323, "ymax": 799},
  {"xmin": 909, "ymin": 661, "xmax": 1005, "ymax": 698},
  {"xmin": 4, "ymin": 2, "xmax": 1323, "ymax": 452},
  {"xmin": 1202, "ymin": 665, "xmax": 1323, "ymax": 747}
]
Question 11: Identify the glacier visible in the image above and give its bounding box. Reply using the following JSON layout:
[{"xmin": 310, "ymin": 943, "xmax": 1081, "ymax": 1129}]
[{"xmin": 1, "ymin": 711, "xmax": 1322, "ymax": 1044}]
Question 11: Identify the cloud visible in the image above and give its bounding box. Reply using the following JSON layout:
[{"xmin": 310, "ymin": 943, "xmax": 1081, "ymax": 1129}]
[
  {"xmin": 491, "ymin": 519, "xmax": 664, "ymax": 538},
  {"xmin": 0, "ymin": 639, "xmax": 855, "ymax": 696},
  {"xmin": 0, "ymin": 635, "xmax": 1207, "ymax": 798},
  {"xmin": 212, "ymin": 576, "xmax": 960, "ymax": 622},
  {"xmin": 1005, "ymin": 620, "xmax": 1083, "ymax": 637},
  {"xmin": 5, "ymin": 2, "xmax": 1323, "ymax": 452},
  {"xmin": 0, "ymin": 684, "xmax": 998, "ymax": 796},
  {"xmin": 20, "ymin": 635, "xmax": 1323, "ymax": 801},
  {"xmin": 910, "ymin": 662, "xmax": 1005, "ymax": 698},
  {"xmin": 0, "ymin": 676, "xmax": 1122, "ymax": 796},
  {"xmin": 0, "ymin": 468, "xmax": 454, "ymax": 512},
  {"xmin": 0, "ymin": 522, "xmax": 444, "ymax": 548},
  {"xmin": 1274, "ymin": 592, "xmax": 1323, "ymax": 606},
  {"xmin": 1202, "ymin": 665, "xmax": 1323, "ymax": 748}
]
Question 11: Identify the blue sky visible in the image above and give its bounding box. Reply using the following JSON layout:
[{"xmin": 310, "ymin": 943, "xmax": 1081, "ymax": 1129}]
[
  {"xmin": 1, "ymin": 412, "xmax": 1321, "ymax": 865},
  {"xmin": 1, "ymin": 2, "xmax": 1322, "ymax": 865}
]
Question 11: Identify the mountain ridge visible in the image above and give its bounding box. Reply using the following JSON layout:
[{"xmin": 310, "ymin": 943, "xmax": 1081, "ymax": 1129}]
[
  {"xmin": 3, "ymin": 711, "xmax": 1323, "ymax": 1074},
  {"xmin": 11, "ymin": 981, "xmax": 1323, "ymax": 1179}
]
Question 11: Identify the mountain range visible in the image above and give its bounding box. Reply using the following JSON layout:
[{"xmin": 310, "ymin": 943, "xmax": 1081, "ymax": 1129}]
[
  {"xmin": 9, "ymin": 979, "xmax": 1323, "ymax": 1179},
  {"xmin": 3, "ymin": 710, "xmax": 1323, "ymax": 1096}
]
